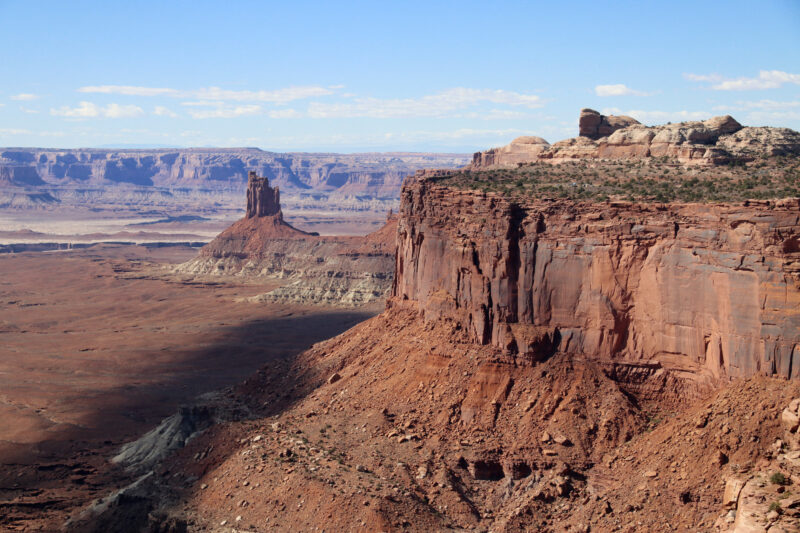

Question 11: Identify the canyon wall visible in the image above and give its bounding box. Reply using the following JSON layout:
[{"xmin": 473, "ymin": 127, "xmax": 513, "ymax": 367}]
[
  {"xmin": 393, "ymin": 178, "xmax": 800, "ymax": 383},
  {"xmin": 0, "ymin": 148, "xmax": 468, "ymax": 196}
]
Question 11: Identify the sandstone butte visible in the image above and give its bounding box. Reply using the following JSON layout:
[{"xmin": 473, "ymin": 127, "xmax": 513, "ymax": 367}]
[{"xmin": 175, "ymin": 171, "xmax": 397, "ymax": 306}]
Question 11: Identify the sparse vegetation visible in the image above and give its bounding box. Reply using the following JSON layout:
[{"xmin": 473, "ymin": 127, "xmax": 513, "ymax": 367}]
[
  {"xmin": 432, "ymin": 157, "xmax": 800, "ymax": 203},
  {"xmin": 770, "ymin": 472, "xmax": 788, "ymax": 486}
]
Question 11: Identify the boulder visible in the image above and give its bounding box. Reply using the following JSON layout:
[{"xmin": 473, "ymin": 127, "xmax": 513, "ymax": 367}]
[{"xmin": 579, "ymin": 108, "xmax": 640, "ymax": 140}]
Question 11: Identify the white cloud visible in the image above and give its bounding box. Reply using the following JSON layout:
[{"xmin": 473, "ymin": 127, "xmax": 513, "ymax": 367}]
[
  {"xmin": 713, "ymin": 99, "xmax": 800, "ymax": 111},
  {"xmin": 594, "ymin": 84, "xmax": 649, "ymax": 97},
  {"xmin": 154, "ymin": 105, "xmax": 178, "ymax": 117},
  {"xmin": 79, "ymin": 85, "xmax": 179, "ymax": 97},
  {"xmin": 601, "ymin": 107, "xmax": 710, "ymax": 124},
  {"xmin": 78, "ymin": 84, "xmax": 334, "ymax": 103},
  {"xmin": 0, "ymin": 128, "xmax": 31, "ymax": 135},
  {"xmin": 744, "ymin": 110, "xmax": 800, "ymax": 123},
  {"xmin": 188, "ymin": 104, "xmax": 262, "ymax": 119},
  {"xmin": 685, "ymin": 70, "xmax": 800, "ymax": 90},
  {"xmin": 19, "ymin": 106, "xmax": 39, "ymax": 114},
  {"xmin": 10, "ymin": 93, "xmax": 39, "ymax": 101},
  {"xmin": 306, "ymin": 88, "xmax": 543, "ymax": 119},
  {"xmin": 268, "ymin": 108, "xmax": 301, "ymax": 119},
  {"xmin": 104, "ymin": 103, "xmax": 145, "ymax": 118},
  {"xmin": 50, "ymin": 101, "xmax": 144, "ymax": 118},
  {"xmin": 683, "ymin": 73, "xmax": 723, "ymax": 83}
]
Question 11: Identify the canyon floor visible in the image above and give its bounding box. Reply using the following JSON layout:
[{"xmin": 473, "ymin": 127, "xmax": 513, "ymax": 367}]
[{"xmin": 0, "ymin": 244, "xmax": 378, "ymax": 531}]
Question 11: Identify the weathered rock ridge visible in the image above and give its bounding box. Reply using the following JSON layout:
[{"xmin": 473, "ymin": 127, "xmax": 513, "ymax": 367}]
[
  {"xmin": 471, "ymin": 110, "xmax": 800, "ymax": 167},
  {"xmin": 393, "ymin": 177, "xmax": 800, "ymax": 388}
]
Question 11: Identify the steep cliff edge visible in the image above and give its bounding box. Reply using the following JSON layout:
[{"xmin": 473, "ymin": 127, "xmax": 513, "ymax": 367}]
[
  {"xmin": 175, "ymin": 172, "xmax": 396, "ymax": 306},
  {"xmin": 394, "ymin": 178, "xmax": 800, "ymax": 390}
]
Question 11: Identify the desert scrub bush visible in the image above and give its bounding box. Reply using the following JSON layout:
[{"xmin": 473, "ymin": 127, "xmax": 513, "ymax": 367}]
[{"xmin": 770, "ymin": 472, "xmax": 788, "ymax": 486}]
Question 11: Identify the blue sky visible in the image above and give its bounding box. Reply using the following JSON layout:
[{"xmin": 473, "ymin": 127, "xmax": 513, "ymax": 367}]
[{"xmin": 1, "ymin": 0, "xmax": 799, "ymax": 152}]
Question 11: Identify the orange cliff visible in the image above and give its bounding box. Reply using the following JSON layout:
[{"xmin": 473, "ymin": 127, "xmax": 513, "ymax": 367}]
[{"xmin": 393, "ymin": 177, "xmax": 800, "ymax": 390}]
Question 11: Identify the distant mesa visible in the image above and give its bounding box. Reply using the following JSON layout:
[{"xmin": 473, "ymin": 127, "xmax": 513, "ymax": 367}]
[
  {"xmin": 471, "ymin": 108, "xmax": 800, "ymax": 168},
  {"xmin": 0, "ymin": 148, "xmax": 470, "ymax": 197}
]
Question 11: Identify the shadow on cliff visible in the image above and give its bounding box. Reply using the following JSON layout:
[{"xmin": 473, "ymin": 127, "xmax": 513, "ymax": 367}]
[{"xmin": 0, "ymin": 309, "xmax": 376, "ymax": 531}]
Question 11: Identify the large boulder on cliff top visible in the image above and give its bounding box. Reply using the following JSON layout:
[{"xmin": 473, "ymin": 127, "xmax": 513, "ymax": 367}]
[{"xmin": 579, "ymin": 108, "xmax": 641, "ymax": 140}]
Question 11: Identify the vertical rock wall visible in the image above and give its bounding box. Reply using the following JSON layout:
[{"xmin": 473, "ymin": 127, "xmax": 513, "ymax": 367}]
[{"xmin": 393, "ymin": 178, "xmax": 800, "ymax": 383}]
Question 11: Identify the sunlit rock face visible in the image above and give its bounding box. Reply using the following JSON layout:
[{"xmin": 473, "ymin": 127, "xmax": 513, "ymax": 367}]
[{"xmin": 394, "ymin": 177, "xmax": 800, "ymax": 390}]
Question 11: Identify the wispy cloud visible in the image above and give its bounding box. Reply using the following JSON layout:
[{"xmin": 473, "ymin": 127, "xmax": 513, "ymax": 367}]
[
  {"xmin": 0, "ymin": 128, "xmax": 32, "ymax": 135},
  {"xmin": 685, "ymin": 70, "xmax": 800, "ymax": 90},
  {"xmin": 10, "ymin": 93, "xmax": 39, "ymax": 101},
  {"xmin": 19, "ymin": 106, "xmax": 39, "ymax": 114},
  {"xmin": 306, "ymin": 88, "xmax": 543, "ymax": 119},
  {"xmin": 601, "ymin": 107, "xmax": 710, "ymax": 124},
  {"xmin": 594, "ymin": 84, "xmax": 649, "ymax": 97},
  {"xmin": 78, "ymin": 85, "xmax": 335, "ymax": 103},
  {"xmin": 51, "ymin": 101, "xmax": 145, "ymax": 118},
  {"xmin": 187, "ymin": 104, "xmax": 262, "ymax": 119},
  {"xmin": 153, "ymin": 105, "xmax": 178, "ymax": 117},
  {"xmin": 713, "ymin": 99, "xmax": 800, "ymax": 111},
  {"xmin": 268, "ymin": 108, "xmax": 301, "ymax": 119}
]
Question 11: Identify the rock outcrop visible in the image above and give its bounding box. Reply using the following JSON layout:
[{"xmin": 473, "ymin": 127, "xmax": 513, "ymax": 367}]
[
  {"xmin": 245, "ymin": 171, "xmax": 281, "ymax": 218},
  {"xmin": 578, "ymin": 108, "xmax": 640, "ymax": 140},
  {"xmin": 470, "ymin": 136, "xmax": 551, "ymax": 168},
  {"xmin": 471, "ymin": 110, "xmax": 800, "ymax": 168},
  {"xmin": 393, "ymin": 177, "xmax": 800, "ymax": 389}
]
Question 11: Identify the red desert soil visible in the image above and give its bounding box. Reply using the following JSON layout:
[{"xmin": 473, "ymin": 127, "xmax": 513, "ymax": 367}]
[
  {"xmin": 148, "ymin": 304, "xmax": 800, "ymax": 532},
  {"xmin": 0, "ymin": 244, "xmax": 376, "ymax": 531}
]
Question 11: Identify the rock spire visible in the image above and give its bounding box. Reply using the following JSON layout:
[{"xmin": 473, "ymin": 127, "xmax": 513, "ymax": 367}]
[{"xmin": 246, "ymin": 171, "xmax": 281, "ymax": 218}]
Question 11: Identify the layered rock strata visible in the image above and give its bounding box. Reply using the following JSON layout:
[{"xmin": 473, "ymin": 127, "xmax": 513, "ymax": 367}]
[
  {"xmin": 0, "ymin": 148, "xmax": 468, "ymax": 196},
  {"xmin": 393, "ymin": 177, "xmax": 800, "ymax": 387},
  {"xmin": 471, "ymin": 110, "xmax": 800, "ymax": 167}
]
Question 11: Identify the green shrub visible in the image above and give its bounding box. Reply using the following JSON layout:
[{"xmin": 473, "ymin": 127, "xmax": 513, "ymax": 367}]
[{"xmin": 770, "ymin": 472, "xmax": 788, "ymax": 486}]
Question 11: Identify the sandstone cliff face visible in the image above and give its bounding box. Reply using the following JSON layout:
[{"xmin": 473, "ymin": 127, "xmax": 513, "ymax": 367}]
[
  {"xmin": 393, "ymin": 178, "xmax": 800, "ymax": 385},
  {"xmin": 471, "ymin": 110, "xmax": 800, "ymax": 168}
]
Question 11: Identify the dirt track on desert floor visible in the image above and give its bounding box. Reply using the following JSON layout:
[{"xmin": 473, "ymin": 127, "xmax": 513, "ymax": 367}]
[{"xmin": 0, "ymin": 244, "xmax": 376, "ymax": 530}]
